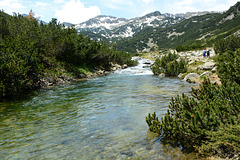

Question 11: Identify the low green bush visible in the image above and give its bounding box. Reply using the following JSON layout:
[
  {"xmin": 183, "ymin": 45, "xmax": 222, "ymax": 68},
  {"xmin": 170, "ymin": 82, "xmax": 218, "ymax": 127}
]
[
  {"xmin": 214, "ymin": 35, "xmax": 240, "ymax": 54},
  {"xmin": 0, "ymin": 11, "xmax": 136, "ymax": 100},
  {"xmin": 199, "ymin": 124, "xmax": 240, "ymax": 158},
  {"xmin": 176, "ymin": 42, "xmax": 203, "ymax": 52},
  {"xmin": 217, "ymin": 49, "xmax": 240, "ymax": 85},
  {"xmin": 146, "ymin": 79, "xmax": 240, "ymax": 158},
  {"xmin": 151, "ymin": 52, "xmax": 188, "ymax": 76}
]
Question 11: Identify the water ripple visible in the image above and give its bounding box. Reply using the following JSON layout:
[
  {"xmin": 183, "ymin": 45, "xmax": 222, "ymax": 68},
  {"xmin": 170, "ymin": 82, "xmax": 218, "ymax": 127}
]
[{"xmin": 0, "ymin": 59, "xmax": 197, "ymax": 159}]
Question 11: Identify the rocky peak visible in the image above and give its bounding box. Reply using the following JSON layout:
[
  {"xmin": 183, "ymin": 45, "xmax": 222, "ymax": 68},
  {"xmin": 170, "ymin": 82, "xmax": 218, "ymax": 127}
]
[
  {"xmin": 144, "ymin": 11, "xmax": 162, "ymax": 18},
  {"xmin": 74, "ymin": 10, "xmax": 212, "ymax": 41}
]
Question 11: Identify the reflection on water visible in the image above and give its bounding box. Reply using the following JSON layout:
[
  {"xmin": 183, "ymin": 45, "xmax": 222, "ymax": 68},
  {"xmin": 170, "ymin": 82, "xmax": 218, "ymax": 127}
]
[{"xmin": 0, "ymin": 58, "xmax": 198, "ymax": 159}]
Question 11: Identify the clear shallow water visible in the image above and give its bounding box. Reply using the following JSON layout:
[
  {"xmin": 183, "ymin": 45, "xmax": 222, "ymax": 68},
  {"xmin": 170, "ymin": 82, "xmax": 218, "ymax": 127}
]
[{"xmin": 0, "ymin": 58, "xmax": 198, "ymax": 159}]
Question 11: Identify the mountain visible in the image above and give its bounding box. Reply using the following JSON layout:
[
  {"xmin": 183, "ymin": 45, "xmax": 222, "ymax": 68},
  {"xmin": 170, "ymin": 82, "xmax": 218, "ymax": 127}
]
[
  {"xmin": 67, "ymin": 2, "xmax": 240, "ymax": 53},
  {"xmin": 115, "ymin": 2, "xmax": 240, "ymax": 53},
  {"xmin": 74, "ymin": 11, "xmax": 211, "ymax": 42}
]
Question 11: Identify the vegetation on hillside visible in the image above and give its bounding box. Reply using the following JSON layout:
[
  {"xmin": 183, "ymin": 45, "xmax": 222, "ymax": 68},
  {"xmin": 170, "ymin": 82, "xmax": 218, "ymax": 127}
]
[
  {"xmin": 116, "ymin": 2, "xmax": 240, "ymax": 53},
  {"xmin": 0, "ymin": 11, "xmax": 136, "ymax": 100},
  {"xmin": 151, "ymin": 52, "xmax": 188, "ymax": 76},
  {"xmin": 175, "ymin": 42, "xmax": 203, "ymax": 52},
  {"xmin": 214, "ymin": 35, "xmax": 240, "ymax": 54},
  {"xmin": 146, "ymin": 35, "xmax": 240, "ymax": 158}
]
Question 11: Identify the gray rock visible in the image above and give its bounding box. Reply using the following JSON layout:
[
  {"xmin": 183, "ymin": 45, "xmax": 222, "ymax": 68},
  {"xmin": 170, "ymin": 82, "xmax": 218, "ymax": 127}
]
[
  {"xmin": 77, "ymin": 74, "xmax": 87, "ymax": 78},
  {"xmin": 178, "ymin": 73, "xmax": 183, "ymax": 78},
  {"xmin": 183, "ymin": 73, "xmax": 200, "ymax": 82},
  {"xmin": 197, "ymin": 65, "xmax": 204, "ymax": 70},
  {"xmin": 203, "ymin": 62, "xmax": 216, "ymax": 70},
  {"xmin": 111, "ymin": 67, "xmax": 117, "ymax": 71},
  {"xmin": 159, "ymin": 73, "xmax": 165, "ymax": 77},
  {"xmin": 96, "ymin": 70, "xmax": 104, "ymax": 75},
  {"xmin": 122, "ymin": 64, "xmax": 128, "ymax": 69},
  {"xmin": 200, "ymin": 71, "xmax": 211, "ymax": 77},
  {"xmin": 212, "ymin": 66, "xmax": 217, "ymax": 73},
  {"xmin": 189, "ymin": 61, "xmax": 196, "ymax": 65}
]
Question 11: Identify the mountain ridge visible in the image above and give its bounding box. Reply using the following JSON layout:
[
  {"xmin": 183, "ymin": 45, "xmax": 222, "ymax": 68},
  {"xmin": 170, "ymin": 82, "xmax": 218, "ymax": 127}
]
[
  {"xmin": 61, "ymin": 2, "xmax": 240, "ymax": 53},
  {"xmin": 71, "ymin": 10, "xmax": 214, "ymax": 41},
  {"xmin": 115, "ymin": 2, "xmax": 240, "ymax": 53}
]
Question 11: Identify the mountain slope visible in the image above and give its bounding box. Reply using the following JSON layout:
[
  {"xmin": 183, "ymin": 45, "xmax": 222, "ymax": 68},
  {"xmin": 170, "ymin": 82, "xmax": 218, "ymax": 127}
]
[
  {"xmin": 115, "ymin": 2, "xmax": 240, "ymax": 53},
  {"xmin": 75, "ymin": 11, "xmax": 211, "ymax": 42}
]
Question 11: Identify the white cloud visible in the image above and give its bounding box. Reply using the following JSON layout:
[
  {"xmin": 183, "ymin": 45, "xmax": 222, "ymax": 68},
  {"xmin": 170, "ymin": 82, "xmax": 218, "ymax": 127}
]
[
  {"xmin": 0, "ymin": 0, "xmax": 26, "ymax": 14},
  {"xmin": 142, "ymin": 0, "xmax": 154, "ymax": 4},
  {"xmin": 36, "ymin": 2, "xmax": 49, "ymax": 7},
  {"xmin": 55, "ymin": 0, "xmax": 101, "ymax": 24},
  {"xmin": 54, "ymin": 0, "xmax": 65, "ymax": 4},
  {"xmin": 167, "ymin": 0, "xmax": 239, "ymax": 14},
  {"xmin": 101, "ymin": 0, "xmax": 133, "ymax": 9}
]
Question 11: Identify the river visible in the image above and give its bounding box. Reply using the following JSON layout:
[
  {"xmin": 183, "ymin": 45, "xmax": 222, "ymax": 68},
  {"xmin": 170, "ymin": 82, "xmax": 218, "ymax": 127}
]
[{"xmin": 0, "ymin": 58, "xmax": 198, "ymax": 159}]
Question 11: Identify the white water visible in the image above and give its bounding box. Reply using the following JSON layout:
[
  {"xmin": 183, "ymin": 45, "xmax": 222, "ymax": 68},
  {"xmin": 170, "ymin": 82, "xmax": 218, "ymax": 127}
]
[{"xmin": 114, "ymin": 57, "xmax": 154, "ymax": 75}]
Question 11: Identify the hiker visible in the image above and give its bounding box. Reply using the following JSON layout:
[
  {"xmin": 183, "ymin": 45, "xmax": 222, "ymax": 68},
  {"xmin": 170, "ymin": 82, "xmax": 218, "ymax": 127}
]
[
  {"xmin": 207, "ymin": 49, "xmax": 210, "ymax": 58},
  {"xmin": 203, "ymin": 48, "xmax": 206, "ymax": 58}
]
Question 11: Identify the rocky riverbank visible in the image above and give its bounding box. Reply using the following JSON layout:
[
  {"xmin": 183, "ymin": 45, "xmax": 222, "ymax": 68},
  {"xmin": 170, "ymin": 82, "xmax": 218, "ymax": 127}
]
[
  {"xmin": 176, "ymin": 48, "xmax": 221, "ymax": 85},
  {"xmin": 39, "ymin": 63, "xmax": 128, "ymax": 88},
  {"xmin": 144, "ymin": 48, "xmax": 221, "ymax": 85}
]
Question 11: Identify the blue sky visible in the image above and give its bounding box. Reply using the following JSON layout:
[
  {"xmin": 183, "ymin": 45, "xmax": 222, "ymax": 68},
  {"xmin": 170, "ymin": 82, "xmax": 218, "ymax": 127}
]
[{"xmin": 0, "ymin": 0, "xmax": 238, "ymax": 24}]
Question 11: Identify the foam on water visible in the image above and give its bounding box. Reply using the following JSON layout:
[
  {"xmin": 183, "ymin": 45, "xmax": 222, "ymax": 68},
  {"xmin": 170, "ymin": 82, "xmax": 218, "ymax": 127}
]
[{"xmin": 114, "ymin": 57, "xmax": 154, "ymax": 75}]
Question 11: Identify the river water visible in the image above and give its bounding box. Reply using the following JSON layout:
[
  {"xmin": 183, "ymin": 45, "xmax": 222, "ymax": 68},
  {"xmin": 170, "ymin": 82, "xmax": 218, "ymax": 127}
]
[{"xmin": 0, "ymin": 58, "xmax": 198, "ymax": 159}]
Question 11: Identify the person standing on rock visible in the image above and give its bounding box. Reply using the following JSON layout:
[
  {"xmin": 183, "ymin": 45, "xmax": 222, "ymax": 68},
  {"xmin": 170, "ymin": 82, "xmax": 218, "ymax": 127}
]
[
  {"xmin": 203, "ymin": 48, "xmax": 206, "ymax": 58},
  {"xmin": 207, "ymin": 49, "xmax": 210, "ymax": 58}
]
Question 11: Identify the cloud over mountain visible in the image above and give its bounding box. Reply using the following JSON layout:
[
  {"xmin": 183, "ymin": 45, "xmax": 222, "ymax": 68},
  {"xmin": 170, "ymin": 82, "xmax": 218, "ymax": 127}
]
[{"xmin": 55, "ymin": 0, "xmax": 101, "ymax": 24}]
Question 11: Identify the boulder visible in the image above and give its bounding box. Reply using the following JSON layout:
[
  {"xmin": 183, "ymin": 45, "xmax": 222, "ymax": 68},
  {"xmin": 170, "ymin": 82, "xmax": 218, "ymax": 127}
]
[
  {"xmin": 178, "ymin": 73, "xmax": 183, "ymax": 78},
  {"xmin": 211, "ymin": 66, "xmax": 217, "ymax": 73},
  {"xmin": 77, "ymin": 74, "xmax": 87, "ymax": 79},
  {"xmin": 111, "ymin": 67, "xmax": 117, "ymax": 71},
  {"xmin": 203, "ymin": 62, "xmax": 216, "ymax": 70},
  {"xmin": 183, "ymin": 73, "xmax": 200, "ymax": 83},
  {"xmin": 110, "ymin": 62, "xmax": 121, "ymax": 69},
  {"xmin": 159, "ymin": 73, "xmax": 165, "ymax": 77},
  {"xmin": 189, "ymin": 61, "xmax": 196, "ymax": 66},
  {"xmin": 122, "ymin": 64, "xmax": 128, "ymax": 69},
  {"xmin": 96, "ymin": 70, "xmax": 104, "ymax": 75},
  {"xmin": 197, "ymin": 65, "xmax": 204, "ymax": 70},
  {"xmin": 200, "ymin": 71, "xmax": 211, "ymax": 77}
]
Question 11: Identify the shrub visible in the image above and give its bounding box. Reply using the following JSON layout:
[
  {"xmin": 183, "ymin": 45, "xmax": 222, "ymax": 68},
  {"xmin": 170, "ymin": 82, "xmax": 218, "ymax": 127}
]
[
  {"xmin": 216, "ymin": 49, "xmax": 240, "ymax": 85},
  {"xmin": 151, "ymin": 52, "xmax": 188, "ymax": 76},
  {"xmin": 146, "ymin": 79, "xmax": 240, "ymax": 156},
  {"xmin": 199, "ymin": 124, "xmax": 240, "ymax": 159},
  {"xmin": 0, "ymin": 11, "xmax": 136, "ymax": 100},
  {"xmin": 214, "ymin": 35, "xmax": 240, "ymax": 54},
  {"xmin": 176, "ymin": 43, "xmax": 203, "ymax": 52}
]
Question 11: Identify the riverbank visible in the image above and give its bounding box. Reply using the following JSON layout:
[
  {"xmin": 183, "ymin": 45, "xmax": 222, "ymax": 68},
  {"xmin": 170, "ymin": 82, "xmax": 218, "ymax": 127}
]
[
  {"xmin": 0, "ymin": 58, "xmax": 197, "ymax": 160},
  {"xmin": 138, "ymin": 48, "xmax": 221, "ymax": 85},
  {"xmin": 38, "ymin": 62, "xmax": 129, "ymax": 88},
  {"xmin": 145, "ymin": 47, "xmax": 240, "ymax": 159}
]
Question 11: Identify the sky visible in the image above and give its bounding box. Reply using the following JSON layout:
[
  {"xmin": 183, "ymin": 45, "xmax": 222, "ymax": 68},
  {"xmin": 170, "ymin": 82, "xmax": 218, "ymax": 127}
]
[{"xmin": 0, "ymin": 0, "xmax": 239, "ymax": 24}]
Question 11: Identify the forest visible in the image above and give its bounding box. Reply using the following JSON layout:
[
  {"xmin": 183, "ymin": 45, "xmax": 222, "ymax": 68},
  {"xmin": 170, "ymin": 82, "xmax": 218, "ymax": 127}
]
[{"xmin": 0, "ymin": 11, "xmax": 136, "ymax": 100}]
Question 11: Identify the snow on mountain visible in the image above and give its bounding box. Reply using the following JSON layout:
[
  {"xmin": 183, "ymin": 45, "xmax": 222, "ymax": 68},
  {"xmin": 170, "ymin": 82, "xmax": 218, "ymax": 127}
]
[
  {"xmin": 76, "ymin": 15, "xmax": 128, "ymax": 30},
  {"xmin": 73, "ymin": 11, "xmax": 211, "ymax": 41}
]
